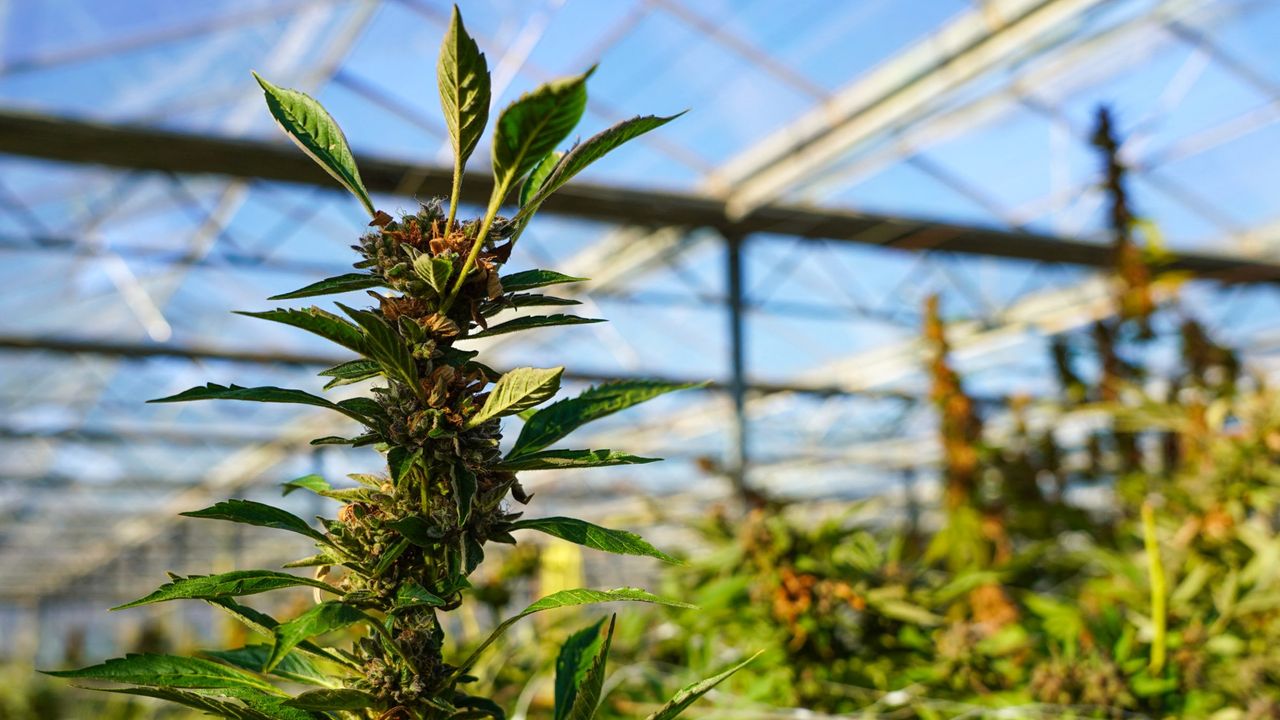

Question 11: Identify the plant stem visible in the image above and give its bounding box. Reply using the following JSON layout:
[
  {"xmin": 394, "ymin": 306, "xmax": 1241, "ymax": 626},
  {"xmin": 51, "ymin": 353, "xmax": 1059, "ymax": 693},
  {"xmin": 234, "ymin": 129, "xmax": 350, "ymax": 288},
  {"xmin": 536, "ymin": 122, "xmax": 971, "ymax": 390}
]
[
  {"xmin": 444, "ymin": 158, "xmax": 463, "ymax": 237},
  {"xmin": 1142, "ymin": 499, "xmax": 1167, "ymax": 674},
  {"xmin": 440, "ymin": 194, "xmax": 501, "ymax": 314}
]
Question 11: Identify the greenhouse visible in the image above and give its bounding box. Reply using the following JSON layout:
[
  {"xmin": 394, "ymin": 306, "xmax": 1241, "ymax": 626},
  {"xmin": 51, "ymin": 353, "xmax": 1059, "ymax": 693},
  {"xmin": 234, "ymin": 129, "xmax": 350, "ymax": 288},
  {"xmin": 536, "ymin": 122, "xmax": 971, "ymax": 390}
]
[{"xmin": 2, "ymin": 0, "xmax": 1280, "ymax": 717}]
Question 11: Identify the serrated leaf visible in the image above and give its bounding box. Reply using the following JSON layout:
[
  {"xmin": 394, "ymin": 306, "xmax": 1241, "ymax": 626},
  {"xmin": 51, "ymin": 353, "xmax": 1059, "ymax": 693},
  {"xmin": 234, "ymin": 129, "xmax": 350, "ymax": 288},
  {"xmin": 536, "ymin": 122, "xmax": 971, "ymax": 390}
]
[
  {"xmin": 268, "ymin": 601, "xmax": 368, "ymax": 672},
  {"xmin": 254, "ymin": 72, "xmax": 374, "ymax": 217},
  {"xmin": 465, "ymin": 366, "xmax": 563, "ymax": 429},
  {"xmin": 336, "ymin": 302, "xmax": 418, "ymax": 390},
  {"xmin": 115, "ymin": 571, "xmax": 336, "ymax": 610},
  {"xmin": 284, "ymin": 688, "xmax": 378, "ymax": 710},
  {"xmin": 236, "ymin": 307, "xmax": 366, "ymax": 354},
  {"xmin": 94, "ymin": 687, "xmax": 266, "ymax": 720},
  {"xmin": 438, "ymin": 5, "xmax": 490, "ymax": 173},
  {"xmin": 554, "ymin": 617, "xmax": 608, "ymax": 720},
  {"xmin": 281, "ymin": 474, "xmax": 331, "ymax": 497},
  {"xmin": 393, "ymin": 580, "xmax": 447, "ymax": 613},
  {"xmin": 467, "ymin": 314, "xmax": 603, "ymax": 339},
  {"xmin": 319, "ymin": 358, "xmax": 381, "ymax": 389},
  {"xmin": 203, "ymin": 598, "xmax": 351, "ymax": 668},
  {"xmin": 458, "ymin": 587, "xmax": 691, "ymax": 675},
  {"xmin": 44, "ymin": 653, "xmax": 274, "ymax": 692},
  {"xmin": 563, "ymin": 616, "xmax": 614, "ymax": 720},
  {"xmin": 148, "ymin": 383, "xmax": 372, "ymax": 424},
  {"xmin": 522, "ymin": 114, "xmax": 682, "ymax": 217},
  {"xmin": 181, "ymin": 499, "xmax": 328, "ymax": 544},
  {"xmin": 269, "ymin": 273, "xmax": 384, "ymax": 300},
  {"xmin": 521, "ymin": 151, "xmax": 562, "ymax": 208},
  {"xmin": 491, "ymin": 70, "xmax": 591, "ymax": 199},
  {"xmin": 510, "ymin": 380, "xmax": 699, "ymax": 459},
  {"xmin": 203, "ymin": 645, "xmax": 336, "ymax": 688},
  {"xmin": 643, "ymin": 651, "xmax": 761, "ymax": 720},
  {"xmin": 512, "ymin": 517, "xmax": 678, "ymax": 564},
  {"xmin": 480, "ymin": 293, "xmax": 581, "ymax": 317},
  {"xmin": 414, "ymin": 253, "xmax": 455, "ymax": 296},
  {"xmin": 496, "ymin": 449, "xmax": 659, "ymax": 471},
  {"xmin": 388, "ymin": 516, "xmax": 446, "ymax": 547},
  {"xmin": 499, "ymin": 269, "xmax": 587, "ymax": 292}
]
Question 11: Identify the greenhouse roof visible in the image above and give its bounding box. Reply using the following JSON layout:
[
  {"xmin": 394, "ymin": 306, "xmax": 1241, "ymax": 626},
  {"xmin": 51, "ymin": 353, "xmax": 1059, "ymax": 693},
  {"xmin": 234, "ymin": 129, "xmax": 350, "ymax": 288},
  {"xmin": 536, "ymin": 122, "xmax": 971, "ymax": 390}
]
[{"xmin": 2, "ymin": 0, "xmax": 1280, "ymax": 606}]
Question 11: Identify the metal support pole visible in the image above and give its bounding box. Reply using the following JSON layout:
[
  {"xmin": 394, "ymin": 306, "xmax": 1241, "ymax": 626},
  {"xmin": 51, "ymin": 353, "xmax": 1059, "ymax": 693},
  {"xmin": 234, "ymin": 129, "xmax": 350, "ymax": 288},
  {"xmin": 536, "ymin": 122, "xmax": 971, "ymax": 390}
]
[{"xmin": 725, "ymin": 233, "xmax": 752, "ymax": 505}]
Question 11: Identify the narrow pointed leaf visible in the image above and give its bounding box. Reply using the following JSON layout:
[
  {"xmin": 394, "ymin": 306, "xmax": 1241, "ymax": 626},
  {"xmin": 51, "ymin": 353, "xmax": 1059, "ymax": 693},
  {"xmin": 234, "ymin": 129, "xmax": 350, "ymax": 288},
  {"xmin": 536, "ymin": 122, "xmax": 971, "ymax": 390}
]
[
  {"xmin": 643, "ymin": 651, "xmax": 762, "ymax": 720},
  {"xmin": 510, "ymin": 380, "xmax": 700, "ymax": 458},
  {"xmin": 496, "ymin": 449, "xmax": 659, "ymax": 471},
  {"xmin": 43, "ymin": 653, "xmax": 274, "ymax": 692},
  {"xmin": 254, "ymin": 72, "xmax": 375, "ymax": 216},
  {"xmin": 337, "ymin": 302, "xmax": 418, "ymax": 390},
  {"xmin": 521, "ymin": 151, "xmax": 563, "ymax": 208},
  {"xmin": 491, "ymin": 70, "xmax": 591, "ymax": 198},
  {"xmin": 554, "ymin": 617, "xmax": 607, "ymax": 720},
  {"xmin": 269, "ymin": 273, "xmax": 384, "ymax": 300},
  {"xmin": 203, "ymin": 598, "xmax": 351, "ymax": 668},
  {"xmin": 393, "ymin": 580, "xmax": 446, "ymax": 613},
  {"xmin": 268, "ymin": 601, "xmax": 368, "ymax": 672},
  {"xmin": 281, "ymin": 474, "xmax": 331, "ymax": 496},
  {"xmin": 438, "ymin": 5, "xmax": 490, "ymax": 170},
  {"xmin": 458, "ymin": 587, "xmax": 692, "ymax": 675},
  {"xmin": 320, "ymin": 358, "xmax": 382, "ymax": 388},
  {"xmin": 523, "ymin": 114, "xmax": 682, "ymax": 214},
  {"xmin": 95, "ymin": 687, "xmax": 266, "ymax": 720},
  {"xmin": 181, "ymin": 499, "xmax": 328, "ymax": 543},
  {"xmin": 499, "ymin": 269, "xmax": 587, "ymax": 292},
  {"xmin": 465, "ymin": 366, "xmax": 563, "ymax": 429},
  {"xmin": 481, "ymin": 293, "xmax": 581, "ymax": 317},
  {"xmin": 467, "ymin": 314, "xmax": 603, "ymax": 339},
  {"xmin": 237, "ymin": 307, "xmax": 367, "ymax": 353},
  {"xmin": 203, "ymin": 645, "xmax": 336, "ymax": 688},
  {"xmin": 282, "ymin": 552, "xmax": 340, "ymax": 569},
  {"xmin": 512, "ymin": 517, "xmax": 678, "ymax": 564},
  {"xmin": 148, "ymin": 383, "xmax": 372, "ymax": 424},
  {"xmin": 114, "ymin": 570, "xmax": 336, "ymax": 610},
  {"xmin": 285, "ymin": 688, "xmax": 378, "ymax": 710},
  {"xmin": 563, "ymin": 616, "xmax": 615, "ymax": 720}
]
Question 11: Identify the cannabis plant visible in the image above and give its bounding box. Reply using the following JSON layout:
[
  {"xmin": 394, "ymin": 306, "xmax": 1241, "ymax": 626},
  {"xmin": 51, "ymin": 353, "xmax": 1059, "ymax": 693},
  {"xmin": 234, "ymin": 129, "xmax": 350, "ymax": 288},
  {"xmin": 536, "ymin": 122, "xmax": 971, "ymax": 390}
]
[{"xmin": 47, "ymin": 9, "xmax": 751, "ymax": 719}]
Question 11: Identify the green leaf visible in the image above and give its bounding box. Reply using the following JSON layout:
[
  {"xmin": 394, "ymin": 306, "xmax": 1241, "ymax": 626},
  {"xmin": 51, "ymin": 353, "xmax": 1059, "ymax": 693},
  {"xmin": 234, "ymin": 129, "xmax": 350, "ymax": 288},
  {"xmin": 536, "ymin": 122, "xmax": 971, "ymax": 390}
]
[
  {"xmin": 480, "ymin": 293, "xmax": 581, "ymax": 317},
  {"xmin": 319, "ymin": 358, "xmax": 381, "ymax": 389},
  {"xmin": 253, "ymin": 72, "xmax": 375, "ymax": 216},
  {"xmin": 393, "ymin": 580, "xmax": 446, "ymax": 613},
  {"xmin": 510, "ymin": 380, "xmax": 699, "ymax": 459},
  {"xmin": 414, "ymin": 253, "xmax": 456, "ymax": 296},
  {"xmin": 282, "ymin": 552, "xmax": 340, "ymax": 569},
  {"xmin": 522, "ymin": 114, "xmax": 682, "ymax": 215},
  {"xmin": 281, "ymin": 474, "xmax": 331, "ymax": 497},
  {"xmin": 236, "ymin": 307, "xmax": 366, "ymax": 354},
  {"xmin": 643, "ymin": 652, "xmax": 761, "ymax": 720},
  {"xmin": 203, "ymin": 598, "xmax": 351, "ymax": 668},
  {"xmin": 268, "ymin": 273, "xmax": 384, "ymax": 300},
  {"xmin": 388, "ymin": 516, "xmax": 446, "ymax": 547},
  {"xmin": 491, "ymin": 69, "xmax": 591, "ymax": 199},
  {"xmin": 336, "ymin": 302, "xmax": 418, "ymax": 390},
  {"xmin": 284, "ymin": 688, "xmax": 378, "ymax": 711},
  {"xmin": 438, "ymin": 5, "xmax": 490, "ymax": 173},
  {"xmin": 94, "ymin": 687, "xmax": 267, "ymax": 720},
  {"xmin": 453, "ymin": 463, "xmax": 477, "ymax": 524},
  {"xmin": 181, "ymin": 499, "xmax": 328, "ymax": 544},
  {"xmin": 203, "ymin": 645, "xmax": 336, "ymax": 688},
  {"xmin": 554, "ymin": 617, "xmax": 609, "ymax": 720},
  {"xmin": 268, "ymin": 601, "xmax": 369, "ymax": 672},
  {"xmin": 499, "ymin": 269, "xmax": 587, "ymax": 292},
  {"xmin": 496, "ymin": 449, "xmax": 659, "ymax": 472},
  {"xmin": 521, "ymin": 151, "xmax": 563, "ymax": 208},
  {"xmin": 562, "ymin": 616, "xmax": 615, "ymax": 720},
  {"xmin": 148, "ymin": 383, "xmax": 372, "ymax": 424},
  {"xmin": 465, "ymin": 366, "xmax": 564, "ymax": 429},
  {"xmin": 512, "ymin": 517, "xmax": 678, "ymax": 564},
  {"xmin": 115, "ymin": 571, "xmax": 336, "ymax": 610},
  {"xmin": 458, "ymin": 587, "xmax": 692, "ymax": 675},
  {"xmin": 43, "ymin": 653, "xmax": 274, "ymax": 692},
  {"xmin": 467, "ymin": 314, "xmax": 604, "ymax": 339}
]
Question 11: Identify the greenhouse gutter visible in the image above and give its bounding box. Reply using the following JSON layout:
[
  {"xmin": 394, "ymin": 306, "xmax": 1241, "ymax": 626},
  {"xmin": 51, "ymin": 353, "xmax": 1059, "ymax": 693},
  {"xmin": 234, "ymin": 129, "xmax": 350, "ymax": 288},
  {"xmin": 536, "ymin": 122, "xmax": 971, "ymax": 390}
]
[{"xmin": 2, "ymin": 109, "xmax": 1279, "ymax": 282}]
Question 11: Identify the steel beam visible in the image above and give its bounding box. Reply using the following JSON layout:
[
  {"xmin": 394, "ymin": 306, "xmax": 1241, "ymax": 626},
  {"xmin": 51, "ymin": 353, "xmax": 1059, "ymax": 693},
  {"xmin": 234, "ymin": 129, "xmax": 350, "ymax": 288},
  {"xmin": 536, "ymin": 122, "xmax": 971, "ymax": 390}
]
[{"xmin": 4, "ymin": 110, "xmax": 1280, "ymax": 280}]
